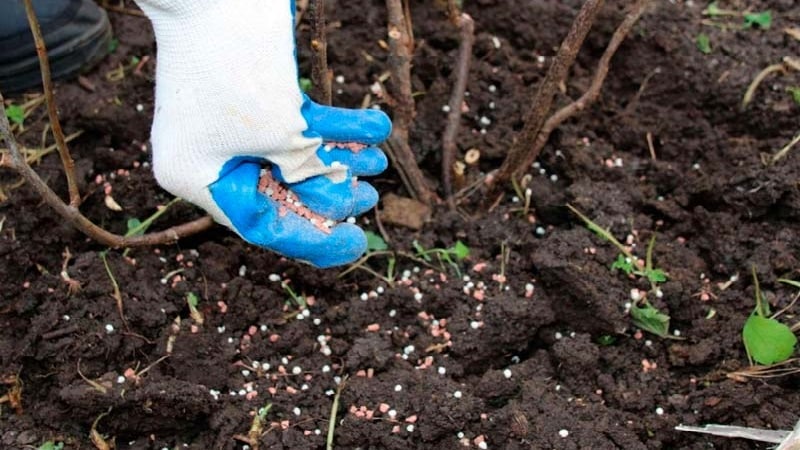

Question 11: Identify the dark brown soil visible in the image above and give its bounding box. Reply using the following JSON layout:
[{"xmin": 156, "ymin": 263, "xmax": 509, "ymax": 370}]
[{"xmin": 2, "ymin": 0, "xmax": 800, "ymax": 449}]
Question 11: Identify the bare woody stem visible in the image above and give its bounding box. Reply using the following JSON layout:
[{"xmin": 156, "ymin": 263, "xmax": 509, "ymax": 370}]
[
  {"xmin": 0, "ymin": 94, "xmax": 214, "ymax": 248},
  {"xmin": 23, "ymin": 0, "xmax": 81, "ymax": 207},
  {"xmin": 309, "ymin": 0, "xmax": 332, "ymax": 105},
  {"xmin": 534, "ymin": 0, "xmax": 649, "ymax": 155},
  {"xmin": 384, "ymin": 0, "xmax": 436, "ymax": 205},
  {"xmin": 488, "ymin": 0, "xmax": 605, "ymax": 196},
  {"xmin": 442, "ymin": 13, "xmax": 475, "ymax": 210}
]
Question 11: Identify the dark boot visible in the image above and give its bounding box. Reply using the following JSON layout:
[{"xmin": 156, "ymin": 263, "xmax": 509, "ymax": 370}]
[{"xmin": 0, "ymin": 0, "xmax": 112, "ymax": 93}]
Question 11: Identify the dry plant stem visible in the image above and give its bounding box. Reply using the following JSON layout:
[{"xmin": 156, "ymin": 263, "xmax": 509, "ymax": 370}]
[
  {"xmin": 384, "ymin": 0, "xmax": 435, "ymax": 204},
  {"xmin": 489, "ymin": 0, "xmax": 605, "ymax": 194},
  {"xmin": 442, "ymin": 13, "xmax": 475, "ymax": 210},
  {"xmin": 742, "ymin": 63, "xmax": 786, "ymax": 110},
  {"xmin": 0, "ymin": 94, "xmax": 214, "ymax": 248},
  {"xmin": 309, "ymin": 0, "xmax": 332, "ymax": 105},
  {"xmin": 23, "ymin": 0, "xmax": 81, "ymax": 207},
  {"xmin": 771, "ymin": 132, "xmax": 800, "ymax": 165},
  {"xmin": 534, "ymin": 0, "xmax": 649, "ymax": 158}
]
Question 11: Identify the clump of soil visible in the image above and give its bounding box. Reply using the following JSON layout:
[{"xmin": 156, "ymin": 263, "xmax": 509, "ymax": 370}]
[{"xmin": 1, "ymin": 0, "xmax": 799, "ymax": 449}]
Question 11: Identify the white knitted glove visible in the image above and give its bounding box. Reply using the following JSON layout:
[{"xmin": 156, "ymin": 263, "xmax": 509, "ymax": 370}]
[{"xmin": 134, "ymin": 0, "xmax": 391, "ymax": 267}]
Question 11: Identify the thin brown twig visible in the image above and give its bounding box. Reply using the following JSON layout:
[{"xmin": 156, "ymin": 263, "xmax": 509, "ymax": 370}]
[
  {"xmin": 0, "ymin": 94, "xmax": 214, "ymax": 248},
  {"xmin": 23, "ymin": 0, "xmax": 81, "ymax": 207},
  {"xmin": 442, "ymin": 13, "xmax": 475, "ymax": 210},
  {"xmin": 309, "ymin": 0, "xmax": 332, "ymax": 105},
  {"xmin": 486, "ymin": 0, "xmax": 606, "ymax": 201},
  {"xmin": 384, "ymin": 0, "xmax": 436, "ymax": 205},
  {"xmin": 531, "ymin": 0, "xmax": 650, "ymax": 162}
]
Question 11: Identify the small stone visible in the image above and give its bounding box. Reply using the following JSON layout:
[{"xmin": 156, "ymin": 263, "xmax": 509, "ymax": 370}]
[{"xmin": 559, "ymin": 429, "xmax": 569, "ymax": 438}]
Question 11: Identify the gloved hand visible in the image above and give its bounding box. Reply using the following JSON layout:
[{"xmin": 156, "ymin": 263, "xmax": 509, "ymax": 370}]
[{"xmin": 133, "ymin": 0, "xmax": 391, "ymax": 267}]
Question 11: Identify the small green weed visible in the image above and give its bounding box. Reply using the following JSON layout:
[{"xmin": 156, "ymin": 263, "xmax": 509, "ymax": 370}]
[
  {"xmin": 742, "ymin": 266, "xmax": 797, "ymax": 365},
  {"xmin": 282, "ymin": 281, "xmax": 307, "ymax": 310},
  {"xmin": 38, "ymin": 442, "xmax": 64, "ymax": 450},
  {"xmin": 742, "ymin": 10, "xmax": 772, "ymax": 29},
  {"xmin": 340, "ymin": 233, "xmax": 469, "ymax": 283},
  {"xmin": 413, "ymin": 239, "xmax": 470, "ymax": 277},
  {"xmin": 788, "ymin": 87, "xmax": 800, "ymax": 106},
  {"xmin": 597, "ymin": 335, "xmax": 617, "ymax": 346},
  {"xmin": 568, "ymin": 204, "xmax": 673, "ymax": 338},
  {"xmin": 186, "ymin": 292, "xmax": 204, "ymax": 325},
  {"xmin": 120, "ymin": 197, "xmax": 181, "ymax": 256},
  {"xmin": 4, "ymin": 104, "xmax": 24, "ymax": 127},
  {"xmin": 702, "ymin": 2, "xmax": 772, "ymax": 30},
  {"xmin": 365, "ymin": 231, "xmax": 388, "ymax": 251},
  {"xmin": 695, "ymin": 33, "xmax": 712, "ymax": 54}
]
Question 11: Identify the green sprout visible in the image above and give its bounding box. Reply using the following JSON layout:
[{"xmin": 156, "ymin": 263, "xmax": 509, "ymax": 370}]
[
  {"xmin": 339, "ymin": 231, "xmax": 398, "ymax": 285},
  {"xmin": 4, "ymin": 104, "xmax": 24, "ymax": 127},
  {"xmin": 365, "ymin": 231, "xmax": 388, "ymax": 251},
  {"xmin": 702, "ymin": 2, "xmax": 772, "ymax": 30},
  {"xmin": 282, "ymin": 280, "xmax": 307, "ymax": 310},
  {"xmin": 787, "ymin": 87, "xmax": 800, "ymax": 106},
  {"xmin": 186, "ymin": 292, "xmax": 204, "ymax": 325},
  {"xmin": 38, "ymin": 442, "xmax": 65, "ymax": 450},
  {"xmin": 341, "ymin": 234, "xmax": 469, "ymax": 284},
  {"xmin": 568, "ymin": 204, "xmax": 673, "ymax": 338},
  {"xmin": 742, "ymin": 267, "xmax": 797, "ymax": 365},
  {"xmin": 107, "ymin": 37, "xmax": 119, "ymax": 53},
  {"xmin": 743, "ymin": 10, "xmax": 772, "ymax": 29},
  {"xmin": 413, "ymin": 239, "xmax": 470, "ymax": 277},
  {"xmin": 696, "ymin": 33, "xmax": 712, "ymax": 54}
]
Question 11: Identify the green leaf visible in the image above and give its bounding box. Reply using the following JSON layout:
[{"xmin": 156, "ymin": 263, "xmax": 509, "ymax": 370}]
[
  {"xmin": 126, "ymin": 218, "xmax": 144, "ymax": 237},
  {"xmin": 365, "ymin": 231, "xmax": 388, "ymax": 251},
  {"xmin": 187, "ymin": 292, "xmax": 199, "ymax": 308},
  {"xmin": 787, "ymin": 87, "xmax": 800, "ymax": 106},
  {"xmin": 611, "ymin": 254, "xmax": 634, "ymax": 275},
  {"xmin": 742, "ymin": 314, "xmax": 796, "ymax": 365},
  {"xmin": 299, "ymin": 77, "xmax": 313, "ymax": 93},
  {"xmin": 108, "ymin": 37, "xmax": 119, "ymax": 53},
  {"xmin": 413, "ymin": 240, "xmax": 431, "ymax": 261},
  {"xmin": 630, "ymin": 303, "xmax": 671, "ymax": 337},
  {"xmin": 645, "ymin": 268, "xmax": 668, "ymax": 283},
  {"xmin": 703, "ymin": 1, "xmax": 722, "ymax": 16},
  {"xmin": 38, "ymin": 442, "xmax": 64, "ymax": 450},
  {"xmin": 696, "ymin": 33, "xmax": 712, "ymax": 54},
  {"xmin": 5, "ymin": 104, "xmax": 24, "ymax": 126},
  {"xmin": 597, "ymin": 335, "xmax": 617, "ymax": 346},
  {"xmin": 451, "ymin": 240, "xmax": 470, "ymax": 260},
  {"xmin": 743, "ymin": 10, "xmax": 772, "ymax": 29}
]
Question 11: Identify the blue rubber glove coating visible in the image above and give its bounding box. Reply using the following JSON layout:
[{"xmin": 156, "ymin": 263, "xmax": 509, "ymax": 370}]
[
  {"xmin": 209, "ymin": 158, "xmax": 368, "ymax": 268},
  {"xmin": 270, "ymin": 95, "xmax": 391, "ymax": 221},
  {"xmin": 208, "ymin": 99, "xmax": 391, "ymax": 268}
]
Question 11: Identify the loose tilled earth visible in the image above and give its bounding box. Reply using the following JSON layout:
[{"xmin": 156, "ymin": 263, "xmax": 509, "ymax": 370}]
[{"xmin": 2, "ymin": 0, "xmax": 800, "ymax": 448}]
